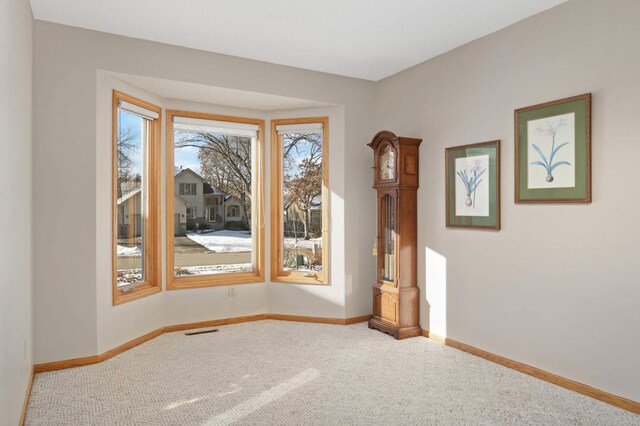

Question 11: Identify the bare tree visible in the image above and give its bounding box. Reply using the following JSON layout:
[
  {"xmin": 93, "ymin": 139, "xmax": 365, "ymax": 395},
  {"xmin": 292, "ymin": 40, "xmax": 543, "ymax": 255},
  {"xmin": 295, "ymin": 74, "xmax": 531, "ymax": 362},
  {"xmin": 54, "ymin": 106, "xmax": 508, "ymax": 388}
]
[
  {"xmin": 286, "ymin": 158, "xmax": 322, "ymax": 239},
  {"xmin": 175, "ymin": 132, "xmax": 253, "ymax": 228},
  {"xmin": 282, "ymin": 133, "xmax": 323, "ymax": 240},
  {"xmin": 117, "ymin": 128, "xmax": 140, "ymax": 198},
  {"xmin": 117, "ymin": 127, "xmax": 137, "ymax": 171}
]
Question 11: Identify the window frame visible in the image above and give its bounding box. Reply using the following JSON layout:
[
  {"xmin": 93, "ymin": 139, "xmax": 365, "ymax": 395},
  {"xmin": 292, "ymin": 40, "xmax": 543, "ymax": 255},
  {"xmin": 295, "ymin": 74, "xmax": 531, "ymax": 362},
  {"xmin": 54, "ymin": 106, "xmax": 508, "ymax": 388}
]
[
  {"xmin": 166, "ymin": 110, "xmax": 265, "ymax": 290},
  {"xmin": 270, "ymin": 117, "xmax": 330, "ymax": 285},
  {"xmin": 179, "ymin": 183, "xmax": 197, "ymax": 195},
  {"xmin": 227, "ymin": 205, "xmax": 240, "ymax": 217},
  {"xmin": 112, "ymin": 91, "xmax": 162, "ymax": 305}
]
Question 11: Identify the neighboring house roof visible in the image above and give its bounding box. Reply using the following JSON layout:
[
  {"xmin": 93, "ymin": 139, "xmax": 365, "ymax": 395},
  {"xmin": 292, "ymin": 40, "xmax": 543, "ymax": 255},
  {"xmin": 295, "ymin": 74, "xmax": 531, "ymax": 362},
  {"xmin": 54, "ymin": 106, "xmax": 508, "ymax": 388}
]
[
  {"xmin": 174, "ymin": 167, "xmax": 204, "ymax": 181},
  {"xmin": 310, "ymin": 195, "xmax": 322, "ymax": 210},
  {"xmin": 117, "ymin": 188, "xmax": 141, "ymax": 205},
  {"xmin": 204, "ymin": 182, "xmax": 225, "ymax": 195},
  {"xmin": 284, "ymin": 195, "xmax": 322, "ymax": 212}
]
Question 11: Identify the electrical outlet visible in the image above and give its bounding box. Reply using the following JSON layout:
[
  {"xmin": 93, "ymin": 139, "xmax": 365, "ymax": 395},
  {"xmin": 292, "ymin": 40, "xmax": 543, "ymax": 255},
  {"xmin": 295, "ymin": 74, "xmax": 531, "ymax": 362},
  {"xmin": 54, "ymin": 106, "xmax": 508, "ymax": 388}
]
[{"xmin": 228, "ymin": 287, "xmax": 236, "ymax": 297}]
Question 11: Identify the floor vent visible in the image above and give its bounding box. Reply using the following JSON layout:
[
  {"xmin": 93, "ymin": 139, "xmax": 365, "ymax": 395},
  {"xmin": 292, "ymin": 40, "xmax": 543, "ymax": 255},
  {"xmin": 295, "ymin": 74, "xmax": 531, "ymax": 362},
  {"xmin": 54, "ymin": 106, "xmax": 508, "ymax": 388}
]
[{"xmin": 185, "ymin": 329, "xmax": 219, "ymax": 336}]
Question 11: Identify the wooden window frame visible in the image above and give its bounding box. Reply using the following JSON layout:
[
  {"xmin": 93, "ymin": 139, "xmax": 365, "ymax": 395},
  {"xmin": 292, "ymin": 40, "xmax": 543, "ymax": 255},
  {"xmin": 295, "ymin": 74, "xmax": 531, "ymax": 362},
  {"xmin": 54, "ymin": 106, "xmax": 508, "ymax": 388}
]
[
  {"xmin": 166, "ymin": 110, "xmax": 265, "ymax": 290},
  {"xmin": 270, "ymin": 117, "xmax": 330, "ymax": 285},
  {"xmin": 112, "ymin": 91, "xmax": 162, "ymax": 305}
]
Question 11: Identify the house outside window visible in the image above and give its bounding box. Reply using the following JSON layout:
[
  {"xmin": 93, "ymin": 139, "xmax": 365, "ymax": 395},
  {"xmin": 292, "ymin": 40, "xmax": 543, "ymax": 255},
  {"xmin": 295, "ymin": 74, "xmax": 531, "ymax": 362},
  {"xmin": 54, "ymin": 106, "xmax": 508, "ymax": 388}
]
[
  {"xmin": 186, "ymin": 206, "xmax": 196, "ymax": 218},
  {"xmin": 227, "ymin": 205, "xmax": 240, "ymax": 217}
]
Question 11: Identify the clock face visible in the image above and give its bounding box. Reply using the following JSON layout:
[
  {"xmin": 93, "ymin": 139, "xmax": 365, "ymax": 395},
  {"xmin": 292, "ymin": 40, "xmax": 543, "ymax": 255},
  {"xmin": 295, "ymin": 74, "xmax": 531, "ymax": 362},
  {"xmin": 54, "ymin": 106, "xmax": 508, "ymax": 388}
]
[{"xmin": 379, "ymin": 145, "xmax": 396, "ymax": 180}]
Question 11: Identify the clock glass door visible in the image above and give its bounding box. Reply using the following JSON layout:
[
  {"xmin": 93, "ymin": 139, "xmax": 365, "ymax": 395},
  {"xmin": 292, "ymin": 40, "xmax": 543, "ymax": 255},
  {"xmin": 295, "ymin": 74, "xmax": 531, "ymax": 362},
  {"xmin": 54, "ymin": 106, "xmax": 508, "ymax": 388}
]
[
  {"xmin": 379, "ymin": 144, "xmax": 396, "ymax": 181},
  {"xmin": 380, "ymin": 192, "xmax": 395, "ymax": 283}
]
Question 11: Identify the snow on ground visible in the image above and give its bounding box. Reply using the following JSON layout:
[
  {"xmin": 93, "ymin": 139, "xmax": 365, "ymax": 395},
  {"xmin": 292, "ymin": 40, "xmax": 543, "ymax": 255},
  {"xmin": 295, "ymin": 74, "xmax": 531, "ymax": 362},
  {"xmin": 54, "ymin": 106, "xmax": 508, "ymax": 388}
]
[
  {"xmin": 118, "ymin": 245, "xmax": 142, "ymax": 257},
  {"xmin": 187, "ymin": 230, "xmax": 253, "ymax": 253},
  {"xmin": 117, "ymin": 269, "xmax": 142, "ymax": 286},
  {"xmin": 119, "ymin": 231, "xmax": 322, "ymax": 257},
  {"xmin": 283, "ymin": 237, "xmax": 322, "ymax": 249},
  {"xmin": 117, "ymin": 263, "xmax": 253, "ymax": 282},
  {"xmin": 174, "ymin": 263, "xmax": 253, "ymax": 276}
]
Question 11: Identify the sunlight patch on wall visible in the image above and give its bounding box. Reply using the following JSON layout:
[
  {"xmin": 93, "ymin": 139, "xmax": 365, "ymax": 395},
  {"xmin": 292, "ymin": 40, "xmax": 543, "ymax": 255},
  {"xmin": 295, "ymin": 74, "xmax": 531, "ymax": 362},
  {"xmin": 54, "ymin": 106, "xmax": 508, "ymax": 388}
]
[{"xmin": 426, "ymin": 247, "xmax": 447, "ymax": 339}]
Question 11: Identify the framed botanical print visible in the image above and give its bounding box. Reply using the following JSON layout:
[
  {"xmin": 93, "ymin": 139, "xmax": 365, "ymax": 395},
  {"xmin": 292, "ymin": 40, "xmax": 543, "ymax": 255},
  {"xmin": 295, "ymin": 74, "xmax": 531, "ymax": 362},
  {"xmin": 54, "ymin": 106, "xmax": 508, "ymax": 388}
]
[
  {"xmin": 446, "ymin": 140, "xmax": 500, "ymax": 230},
  {"xmin": 515, "ymin": 93, "xmax": 591, "ymax": 203}
]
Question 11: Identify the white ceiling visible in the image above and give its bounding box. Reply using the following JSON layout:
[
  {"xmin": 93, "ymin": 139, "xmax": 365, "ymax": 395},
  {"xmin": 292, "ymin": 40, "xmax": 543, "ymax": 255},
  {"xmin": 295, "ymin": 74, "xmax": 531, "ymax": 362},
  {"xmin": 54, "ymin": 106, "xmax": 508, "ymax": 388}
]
[
  {"xmin": 108, "ymin": 72, "xmax": 332, "ymax": 111},
  {"xmin": 31, "ymin": 0, "xmax": 567, "ymax": 81}
]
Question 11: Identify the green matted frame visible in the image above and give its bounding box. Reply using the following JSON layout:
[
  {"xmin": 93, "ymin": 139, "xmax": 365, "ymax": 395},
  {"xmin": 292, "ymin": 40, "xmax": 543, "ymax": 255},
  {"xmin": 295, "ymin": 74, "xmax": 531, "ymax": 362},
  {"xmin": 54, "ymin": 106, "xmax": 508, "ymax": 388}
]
[
  {"xmin": 515, "ymin": 93, "xmax": 591, "ymax": 203},
  {"xmin": 446, "ymin": 140, "xmax": 500, "ymax": 230}
]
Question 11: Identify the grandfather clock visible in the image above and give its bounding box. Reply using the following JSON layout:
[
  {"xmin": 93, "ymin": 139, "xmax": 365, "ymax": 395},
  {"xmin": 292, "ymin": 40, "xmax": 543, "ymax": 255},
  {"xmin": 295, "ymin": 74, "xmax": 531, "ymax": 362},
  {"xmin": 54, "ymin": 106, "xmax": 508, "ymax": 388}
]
[{"xmin": 368, "ymin": 131, "xmax": 421, "ymax": 340}]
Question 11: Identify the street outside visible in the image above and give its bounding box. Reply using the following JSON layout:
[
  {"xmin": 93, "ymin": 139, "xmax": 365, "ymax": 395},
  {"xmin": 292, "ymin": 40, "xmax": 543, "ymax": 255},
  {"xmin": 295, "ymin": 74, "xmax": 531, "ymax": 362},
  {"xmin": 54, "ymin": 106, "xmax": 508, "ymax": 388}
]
[{"xmin": 117, "ymin": 229, "xmax": 322, "ymax": 282}]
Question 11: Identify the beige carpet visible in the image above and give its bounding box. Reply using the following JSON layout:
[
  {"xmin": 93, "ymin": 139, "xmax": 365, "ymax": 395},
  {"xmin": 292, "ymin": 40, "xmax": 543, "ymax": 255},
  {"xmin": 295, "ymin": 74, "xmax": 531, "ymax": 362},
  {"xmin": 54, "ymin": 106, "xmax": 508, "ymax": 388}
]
[{"xmin": 26, "ymin": 321, "xmax": 638, "ymax": 425}]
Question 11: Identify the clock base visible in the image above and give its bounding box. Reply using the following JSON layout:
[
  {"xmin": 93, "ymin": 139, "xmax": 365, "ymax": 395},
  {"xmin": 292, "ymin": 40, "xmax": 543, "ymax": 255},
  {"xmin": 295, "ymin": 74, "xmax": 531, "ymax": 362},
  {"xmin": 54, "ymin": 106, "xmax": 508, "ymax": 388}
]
[{"xmin": 368, "ymin": 317, "xmax": 422, "ymax": 340}]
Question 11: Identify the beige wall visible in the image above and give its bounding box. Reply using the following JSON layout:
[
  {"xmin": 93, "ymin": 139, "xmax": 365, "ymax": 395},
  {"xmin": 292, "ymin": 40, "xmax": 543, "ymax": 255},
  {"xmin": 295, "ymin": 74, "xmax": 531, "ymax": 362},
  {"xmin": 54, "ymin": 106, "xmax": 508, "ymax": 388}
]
[
  {"xmin": 0, "ymin": 0, "xmax": 33, "ymax": 422},
  {"xmin": 33, "ymin": 21, "xmax": 376, "ymax": 363},
  {"xmin": 376, "ymin": 0, "xmax": 640, "ymax": 402}
]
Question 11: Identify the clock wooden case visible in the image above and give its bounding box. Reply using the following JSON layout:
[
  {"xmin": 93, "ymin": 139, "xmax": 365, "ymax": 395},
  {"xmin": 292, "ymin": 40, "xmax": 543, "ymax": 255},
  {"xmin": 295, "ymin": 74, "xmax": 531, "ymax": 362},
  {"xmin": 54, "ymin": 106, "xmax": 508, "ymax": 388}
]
[{"xmin": 368, "ymin": 131, "xmax": 422, "ymax": 340}]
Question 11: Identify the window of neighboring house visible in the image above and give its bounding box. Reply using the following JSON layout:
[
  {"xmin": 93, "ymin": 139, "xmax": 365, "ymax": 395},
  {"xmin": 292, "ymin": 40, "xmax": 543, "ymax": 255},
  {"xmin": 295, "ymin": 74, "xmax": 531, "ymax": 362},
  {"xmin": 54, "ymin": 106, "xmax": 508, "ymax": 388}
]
[
  {"xmin": 113, "ymin": 91, "xmax": 161, "ymax": 305},
  {"xmin": 186, "ymin": 206, "xmax": 196, "ymax": 219},
  {"xmin": 179, "ymin": 183, "xmax": 197, "ymax": 195},
  {"xmin": 166, "ymin": 111, "xmax": 265, "ymax": 289},
  {"xmin": 227, "ymin": 205, "xmax": 240, "ymax": 217},
  {"xmin": 271, "ymin": 117, "xmax": 329, "ymax": 285}
]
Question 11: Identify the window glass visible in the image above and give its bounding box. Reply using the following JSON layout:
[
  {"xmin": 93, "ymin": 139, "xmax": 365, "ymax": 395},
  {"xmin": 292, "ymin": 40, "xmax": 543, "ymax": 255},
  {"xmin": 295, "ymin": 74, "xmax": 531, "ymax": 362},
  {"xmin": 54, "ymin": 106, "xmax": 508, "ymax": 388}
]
[
  {"xmin": 115, "ymin": 109, "xmax": 148, "ymax": 287},
  {"xmin": 281, "ymin": 131, "xmax": 324, "ymax": 274},
  {"xmin": 171, "ymin": 121, "xmax": 256, "ymax": 277}
]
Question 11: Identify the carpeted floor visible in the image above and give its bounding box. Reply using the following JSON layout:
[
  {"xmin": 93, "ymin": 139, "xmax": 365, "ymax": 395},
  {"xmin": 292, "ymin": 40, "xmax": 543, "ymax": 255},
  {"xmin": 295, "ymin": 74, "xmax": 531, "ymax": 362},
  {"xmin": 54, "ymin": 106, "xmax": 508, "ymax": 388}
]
[{"xmin": 26, "ymin": 321, "xmax": 639, "ymax": 425}]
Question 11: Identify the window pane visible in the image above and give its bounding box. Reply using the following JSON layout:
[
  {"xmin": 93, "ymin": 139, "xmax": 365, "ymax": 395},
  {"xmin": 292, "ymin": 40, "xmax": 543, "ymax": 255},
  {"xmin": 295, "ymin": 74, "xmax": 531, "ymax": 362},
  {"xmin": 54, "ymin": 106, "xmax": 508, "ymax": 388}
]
[
  {"xmin": 172, "ymin": 126, "xmax": 255, "ymax": 276},
  {"xmin": 281, "ymin": 132, "xmax": 323, "ymax": 273},
  {"xmin": 116, "ymin": 109, "xmax": 147, "ymax": 287}
]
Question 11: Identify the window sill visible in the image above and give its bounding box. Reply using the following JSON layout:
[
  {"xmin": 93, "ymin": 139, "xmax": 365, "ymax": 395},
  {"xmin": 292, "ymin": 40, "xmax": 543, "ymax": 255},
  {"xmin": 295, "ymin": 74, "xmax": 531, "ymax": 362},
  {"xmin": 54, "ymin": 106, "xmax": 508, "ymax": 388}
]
[
  {"xmin": 167, "ymin": 271, "xmax": 265, "ymax": 290},
  {"xmin": 113, "ymin": 283, "xmax": 162, "ymax": 306},
  {"xmin": 270, "ymin": 274, "xmax": 329, "ymax": 286}
]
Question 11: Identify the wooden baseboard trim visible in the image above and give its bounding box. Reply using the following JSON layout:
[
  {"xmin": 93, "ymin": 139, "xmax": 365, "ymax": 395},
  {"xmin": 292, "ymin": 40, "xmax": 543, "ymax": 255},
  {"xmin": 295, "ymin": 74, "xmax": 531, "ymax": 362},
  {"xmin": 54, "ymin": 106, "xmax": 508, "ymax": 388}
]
[
  {"xmin": 421, "ymin": 330, "xmax": 639, "ymax": 415},
  {"xmin": 164, "ymin": 314, "xmax": 269, "ymax": 333},
  {"xmin": 19, "ymin": 366, "xmax": 35, "ymax": 426},
  {"xmin": 342, "ymin": 315, "xmax": 372, "ymax": 325},
  {"xmin": 33, "ymin": 313, "xmax": 370, "ymax": 373},
  {"xmin": 268, "ymin": 314, "xmax": 371, "ymax": 325},
  {"xmin": 34, "ymin": 354, "xmax": 101, "ymax": 373}
]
